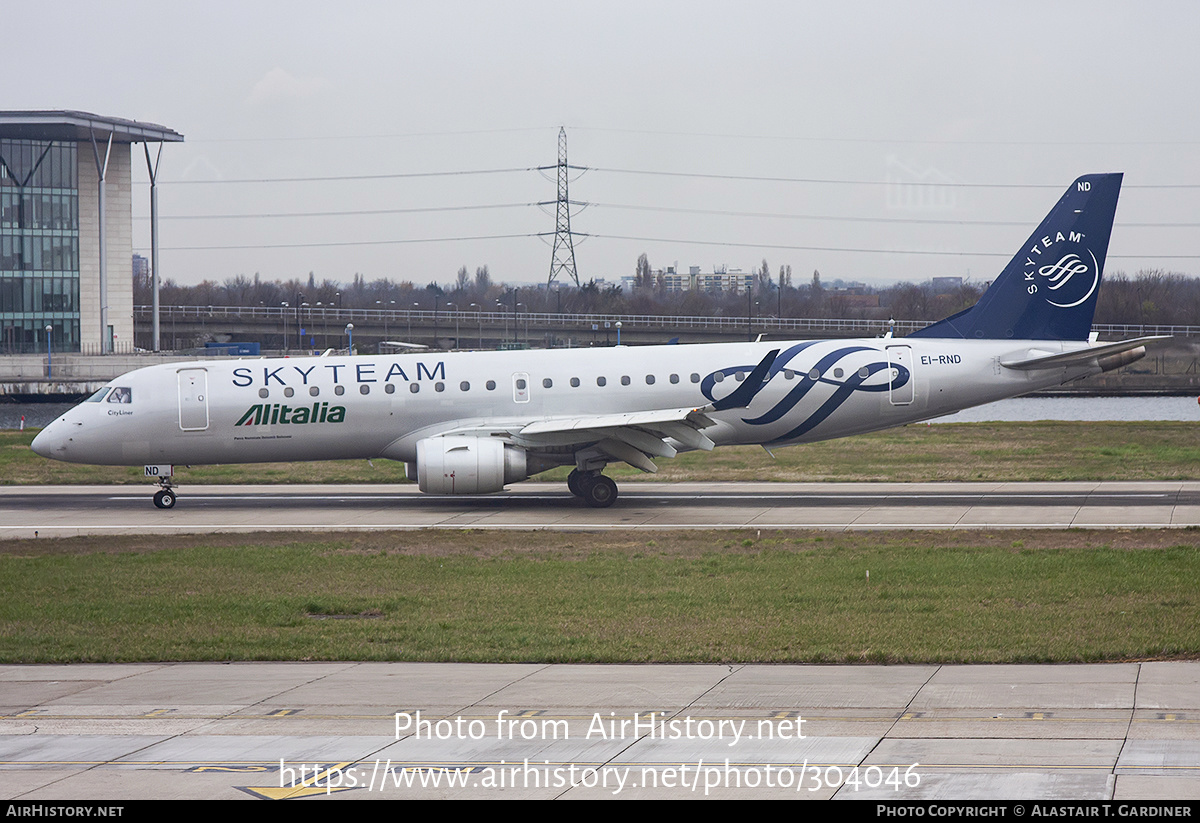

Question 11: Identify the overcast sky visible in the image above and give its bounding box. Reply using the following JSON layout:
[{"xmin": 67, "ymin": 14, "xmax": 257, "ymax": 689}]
[{"xmin": 8, "ymin": 1, "xmax": 1199, "ymax": 289}]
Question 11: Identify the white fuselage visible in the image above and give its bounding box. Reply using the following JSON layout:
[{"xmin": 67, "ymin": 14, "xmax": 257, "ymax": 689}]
[{"xmin": 33, "ymin": 337, "xmax": 1095, "ymax": 470}]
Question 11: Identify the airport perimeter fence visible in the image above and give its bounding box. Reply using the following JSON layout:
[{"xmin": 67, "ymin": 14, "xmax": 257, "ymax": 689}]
[{"xmin": 133, "ymin": 305, "xmax": 1200, "ymax": 340}]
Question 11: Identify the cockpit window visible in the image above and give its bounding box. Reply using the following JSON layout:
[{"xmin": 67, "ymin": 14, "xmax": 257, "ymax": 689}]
[
  {"xmin": 107, "ymin": 387, "xmax": 132, "ymax": 404},
  {"xmin": 85, "ymin": 387, "xmax": 111, "ymax": 403}
]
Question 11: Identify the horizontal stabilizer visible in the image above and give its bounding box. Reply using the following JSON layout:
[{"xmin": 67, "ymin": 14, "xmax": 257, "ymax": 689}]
[{"xmin": 999, "ymin": 336, "xmax": 1167, "ymax": 370}]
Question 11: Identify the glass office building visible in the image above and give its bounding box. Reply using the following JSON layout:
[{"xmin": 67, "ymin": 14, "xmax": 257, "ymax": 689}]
[
  {"xmin": 0, "ymin": 139, "xmax": 81, "ymax": 353},
  {"xmin": 0, "ymin": 112, "xmax": 182, "ymax": 354}
]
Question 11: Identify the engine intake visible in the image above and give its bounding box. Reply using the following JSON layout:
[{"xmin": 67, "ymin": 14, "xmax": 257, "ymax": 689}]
[{"xmin": 416, "ymin": 436, "xmax": 527, "ymax": 494}]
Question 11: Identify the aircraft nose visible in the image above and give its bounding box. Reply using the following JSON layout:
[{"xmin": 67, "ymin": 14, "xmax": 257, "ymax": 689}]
[{"xmin": 30, "ymin": 419, "xmax": 67, "ymax": 458}]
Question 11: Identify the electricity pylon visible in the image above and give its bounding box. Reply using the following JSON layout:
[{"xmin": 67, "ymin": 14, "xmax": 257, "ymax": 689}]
[{"xmin": 544, "ymin": 127, "xmax": 583, "ymax": 286}]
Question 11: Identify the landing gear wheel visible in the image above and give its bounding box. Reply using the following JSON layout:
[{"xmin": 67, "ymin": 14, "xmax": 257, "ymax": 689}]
[
  {"xmin": 567, "ymin": 469, "xmax": 587, "ymax": 497},
  {"xmin": 581, "ymin": 474, "xmax": 618, "ymax": 508},
  {"xmin": 153, "ymin": 489, "xmax": 176, "ymax": 509}
]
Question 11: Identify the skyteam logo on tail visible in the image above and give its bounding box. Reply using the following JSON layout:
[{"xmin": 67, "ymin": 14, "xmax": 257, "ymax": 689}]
[{"xmin": 1024, "ymin": 231, "xmax": 1099, "ymax": 309}]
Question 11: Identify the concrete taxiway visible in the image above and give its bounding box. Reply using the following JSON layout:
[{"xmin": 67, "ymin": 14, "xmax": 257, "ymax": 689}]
[
  {"xmin": 4, "ymin": 483, "xmax": 1197, "ymax": 800},
  {"xmin": 1, "ymin": 480, "xmax": 1199, "ymax": 538},
  {"xmin": 2, "ymin": 661, "xmax": 1199, "ymax": 800}
]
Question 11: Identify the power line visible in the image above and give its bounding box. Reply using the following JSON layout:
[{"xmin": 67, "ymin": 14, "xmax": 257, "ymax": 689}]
[
  {"xmin": 152, "ymin": 232, "xmax": 541, "ymax": 252},
  {"xmin": 136, "ymin": 202, "xmax": 535, "ymax": 220},
  {"xmin": 151, "ymin": 225, "xmax": 1194, "ymax": 258},
  {"xmin": 131, "ymin": 199, "xmax": 1200, "ymax": 229},
  {"xmin": 155, "ymin": 167, "xmax": 537, "ymax": 185},
  {"xmin": 571, "ymin": 125, "xmax": 1200, "ymax": 147},
  {"xmin": 584, "ymin": 167, "xmax": 1200, "ymax": 189},
  {"xmin": 186, "ymin": 126, "xmax": 558, "ymax": 144},
  {"xmin": 586, "ymin": 202, "xmax": 1200, "ymax": 229},
  {"xmin": 576, "ymin": 232, "xmax": 1200, "ymax": 259},
  {"xmin": 140, "ymin": 164, "xmax": 1200, "ymax": 189}
]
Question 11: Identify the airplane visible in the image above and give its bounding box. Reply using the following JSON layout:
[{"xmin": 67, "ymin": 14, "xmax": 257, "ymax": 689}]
[{"xmin": 32, "ymin": 172, "xmax": 1163, "ymax": 509}]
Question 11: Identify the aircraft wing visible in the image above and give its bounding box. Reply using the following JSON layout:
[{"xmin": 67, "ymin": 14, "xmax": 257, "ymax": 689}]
[
  {"xmin": 514, "ymin": 407, "xmax": 718, "ymax": 471},
  {"xmin": 474, "ymin": 348, "xmax": 779, "ymax": 474}
]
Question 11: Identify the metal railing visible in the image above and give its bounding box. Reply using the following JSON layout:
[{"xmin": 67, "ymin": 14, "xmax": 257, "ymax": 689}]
[{"xmin": 134, "ymin": 305, "xmax": 1200, "ymax": 338}]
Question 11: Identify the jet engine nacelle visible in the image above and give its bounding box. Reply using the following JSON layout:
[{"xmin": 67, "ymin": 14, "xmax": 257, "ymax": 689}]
[{"xmin": 416, "ymin": 435, "xmax": 528, "ymax": 494}]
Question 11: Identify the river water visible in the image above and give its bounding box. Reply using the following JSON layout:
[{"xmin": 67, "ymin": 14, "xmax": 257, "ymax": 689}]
[{"xmin": 1, "ymin": 395, "xmax": 1196, "ymax": 431}]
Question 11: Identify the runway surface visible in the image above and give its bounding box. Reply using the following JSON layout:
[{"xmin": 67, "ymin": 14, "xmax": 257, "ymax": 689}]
[
  {"xmin": 2, "ymin": 661, "xmax": 1199, "ymax": 800},
  {"xmin": 1, "ymin": 481, "xmax": 1198, "ymax": 537}
]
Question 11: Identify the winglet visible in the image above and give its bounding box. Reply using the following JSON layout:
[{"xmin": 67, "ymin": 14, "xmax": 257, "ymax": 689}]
[{"xmin": 710, "ymin": 349, "xmax": 779, "ymax": 411}]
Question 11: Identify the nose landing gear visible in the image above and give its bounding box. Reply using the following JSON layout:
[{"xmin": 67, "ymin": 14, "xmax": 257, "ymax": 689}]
[{"xmin": 145, "ymin": 467, "xmax": 177, "ymax": 509}]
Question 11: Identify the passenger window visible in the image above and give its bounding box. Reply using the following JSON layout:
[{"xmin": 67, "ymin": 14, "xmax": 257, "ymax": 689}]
[
  {"xmin": 460, "ymin": 381, "xmax": 470, "ymax": 391},
  {"xmin": 310, "ymin": 386, "xmax": 321, "ymax": 396},
  {"xmin": 690, "ymin": 373, "xmax": 700, "ymax": 383},
  {"xmin": 714, "ymin": 373, "xmax": 724, "ymax": 383},
  {"xmin": 410, "ymin": 383, "xmax": 420, "ymax": 394},
  {"xmin": 258, "ymin": 388, "xmax": 269, "ymax": 399},
  {"xmin": 543, "ymin": 378, "xmax": 553, "ymax": 388},
  {"xmin": 735, "ymin": 372, "xmax": 745, "ymax": 382},
  {"xmin": 570, "ymin": 377, "xmax": 580, "ymax": 387},
  {"xmin": 385, "ymin": 384, "xmax": 395, "ymax": 394},
  {"xmin": 516, "ymin": 378, "xmax": 527, "ymax": 390},
  {"xmin": 597, "ymin": 376, "xmax": 606, "ymax": 387},
  {"xmin": 435, "ymin": 382, "xmax": 445, "ymax": 392},
  {"xmin": 284, "ymin": 387, "xmax": 294, "ymax": 398},
  {"xmin": 645, "ymin": 375, "xmax": 655, "ymax": 385},
  {"xmin": 621, "ymin": 376, "xmax": 630, "ymax": 386},
  {"xmin": 335, "ymin": 385, "xmax": 345, "ymax": 396},
  {"xmin": 486, "ymin": 380, "xmax": 496, "ymax": 391},
  {"xmin": 784, "ymin": 370, "xmax": 795, "ymax": 380},
  {"xmin": 360, "ymin": 385, "xmax": 370, "ymax": 395},
  {"xmin": 834, "ymin": 368, "xmax": 844, "ymax": 378},
  {"xmin": 808, "ymin": 368, "xmax": 820, "ymax": 380},
  {"xmin": 858, "ymin": 366, "xmax": 869, "ymax": 379},
  {"xmin": 669, "ymin": 374, "xmax": 679, "ymax": 384}
]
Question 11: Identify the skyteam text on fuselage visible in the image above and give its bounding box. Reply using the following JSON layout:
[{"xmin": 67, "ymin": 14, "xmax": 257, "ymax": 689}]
[{"xmin": 32, "ymin": 173, "xmax": 1162, "ymax": 508}]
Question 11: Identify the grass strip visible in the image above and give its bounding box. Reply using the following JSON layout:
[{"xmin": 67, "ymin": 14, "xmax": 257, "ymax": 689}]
[
  {"xmin": 5, "ymin": 421, "xmax": 1200, "ymax": 484},
  {"xmin": 1, "ymin": 529, "xmax": 1197, "ymax": 664}
]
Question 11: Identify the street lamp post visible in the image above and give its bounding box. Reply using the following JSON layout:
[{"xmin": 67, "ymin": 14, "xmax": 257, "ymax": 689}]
[
  {"xmin": 345, "ymin": 323, "xmax": 354, "ymax": 354},
  {"xmin": 295, "ymin": 292, "xmax": 305, "ymax": 348},
  {"xmin": 44, "ymin": 325, "xmax": 53, "ymax": 378},
  {"xmin": 445, "ymin": 303, "xmax": 458, "ymax": 350}
]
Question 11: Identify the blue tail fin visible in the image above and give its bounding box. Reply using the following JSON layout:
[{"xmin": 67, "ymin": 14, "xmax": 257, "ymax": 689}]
[{"xmin": 910, "ymin": 173, "xmax": 1123, "ymax": 341}]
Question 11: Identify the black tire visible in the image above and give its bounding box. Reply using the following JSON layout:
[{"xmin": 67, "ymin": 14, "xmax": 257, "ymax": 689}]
[
  {"xmin": 582, "ymin": 475, "xmax": 618, "ymax": 508},
  {"xmin": 567, "ymin": 469, "xmax": 586, "ymax": 497},
  {"xmin": 153, "ymin": 490, "xmax": 176, "ymax": 510}
]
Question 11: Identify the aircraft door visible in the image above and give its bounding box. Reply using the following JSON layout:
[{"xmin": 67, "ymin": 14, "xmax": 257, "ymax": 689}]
[
  {"xmin": 512, "ymin": 372, "xmax": 530, "ymax": 403},
  {"xmin": 886, "ymin": 345, "xmax": 914, "ymax": 405},
  {"xmin": 178, "ymin": 368, "xmax": 210, "ymax": 430}
]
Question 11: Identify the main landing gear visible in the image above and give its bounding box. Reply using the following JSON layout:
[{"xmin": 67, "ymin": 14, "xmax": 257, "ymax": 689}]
[
  {"xmin": 152, "ymin": 478, "xmax": 177, "ymax": 509},
  {"xmin": 567, "ymin": 469, "xmax": 618, "ymax": 508}
]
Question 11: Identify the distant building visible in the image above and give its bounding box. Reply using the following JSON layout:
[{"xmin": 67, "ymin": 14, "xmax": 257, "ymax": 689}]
[
  {"xmin": 0, "ymin": 111, "xmax": 182, "ymax": 353},
  {"xmin": 132, "ymin": 253, "xmax": 149, "ymax": 281},
  {"xmin": 931, "ymin": 276, "xmax": 963, "ymax": 294},
  {"xmin": 624, "ymin": 263, "xmax": 756, "ymax": 295}
]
